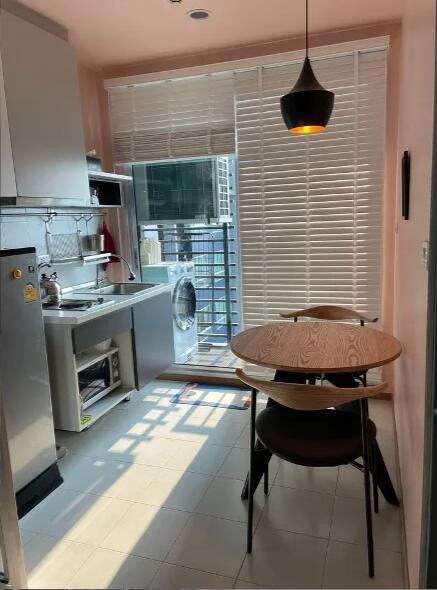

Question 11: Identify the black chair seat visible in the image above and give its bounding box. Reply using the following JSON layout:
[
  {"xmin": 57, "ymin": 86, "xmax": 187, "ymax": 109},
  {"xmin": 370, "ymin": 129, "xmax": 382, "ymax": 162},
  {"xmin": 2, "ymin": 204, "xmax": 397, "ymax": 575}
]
[{"xmin": 256, "ymin": 406, "xmax": 377, "ymax": 467}]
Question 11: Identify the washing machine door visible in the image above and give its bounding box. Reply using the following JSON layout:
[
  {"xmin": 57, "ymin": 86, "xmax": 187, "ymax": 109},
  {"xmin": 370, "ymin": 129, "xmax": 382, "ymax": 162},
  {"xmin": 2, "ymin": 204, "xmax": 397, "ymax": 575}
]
[{"xmin": 173, "ymin": 277, "xmax": 197, "ymax": 331}]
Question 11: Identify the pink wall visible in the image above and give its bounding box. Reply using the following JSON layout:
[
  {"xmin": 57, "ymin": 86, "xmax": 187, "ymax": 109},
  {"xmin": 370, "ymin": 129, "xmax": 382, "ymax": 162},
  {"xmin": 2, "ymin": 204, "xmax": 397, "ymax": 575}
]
[
  {"xmin": 77, "ymin": 64, "xmax": 103, "ymax": 159},
  {"xmin": 393, "ymin": 0, "xmax": 435, "ymax": 586}
]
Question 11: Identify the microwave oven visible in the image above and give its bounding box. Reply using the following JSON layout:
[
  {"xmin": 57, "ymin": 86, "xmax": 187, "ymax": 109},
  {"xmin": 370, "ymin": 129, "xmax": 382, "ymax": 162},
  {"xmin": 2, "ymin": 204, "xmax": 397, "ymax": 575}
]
[{"xmin": 77, "ymin": 348, "xmax": 121, "ymax": 411}]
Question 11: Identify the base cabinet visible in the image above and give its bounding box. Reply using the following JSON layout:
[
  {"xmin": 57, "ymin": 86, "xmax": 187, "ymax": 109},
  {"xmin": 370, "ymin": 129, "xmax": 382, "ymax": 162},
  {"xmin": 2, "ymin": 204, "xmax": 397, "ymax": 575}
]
[
  {"xmin": 45, "ymin": 292, "xmax": 174, "ymax": 431},
  {"xmin": 132, "ymin": 292, "xmax": 175, "ymax": 389}
]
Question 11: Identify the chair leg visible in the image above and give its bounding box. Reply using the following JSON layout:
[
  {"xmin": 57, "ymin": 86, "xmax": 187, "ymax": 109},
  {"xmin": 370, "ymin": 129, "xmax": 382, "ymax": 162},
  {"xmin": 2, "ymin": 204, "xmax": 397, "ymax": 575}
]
[
  {"xmin": 247, "ymin": 387, "xmax": 257, "ymax": 554},
  {"xmin": 263, "ymin": 452, "xmax": 269, "ymax": 495},
  {"xmin": 372, "ymin": 443, "xmax": 379, "ymax": 514},
  {"xmin": 360, "ymin": 398, "xmax": 375, "ymax": 578},
  {"xmin": 364, "ymin": 380, "xmax": 379, "ymax": 514}
]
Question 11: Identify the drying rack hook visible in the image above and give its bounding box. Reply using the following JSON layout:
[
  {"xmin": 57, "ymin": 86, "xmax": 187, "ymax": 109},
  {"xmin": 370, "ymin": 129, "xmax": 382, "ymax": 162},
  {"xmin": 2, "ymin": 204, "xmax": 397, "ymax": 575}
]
[{"xmin": 43, "ymin": 210, "xmax": 56, "ymax": 229}]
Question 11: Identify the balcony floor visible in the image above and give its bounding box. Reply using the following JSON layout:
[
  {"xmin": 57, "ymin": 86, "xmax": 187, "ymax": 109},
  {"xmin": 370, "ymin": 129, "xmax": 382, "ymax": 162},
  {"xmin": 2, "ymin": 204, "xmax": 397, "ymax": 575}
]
[{"xmin": 182, "ymin": 345, "xmax": 242, "ymax": 370}]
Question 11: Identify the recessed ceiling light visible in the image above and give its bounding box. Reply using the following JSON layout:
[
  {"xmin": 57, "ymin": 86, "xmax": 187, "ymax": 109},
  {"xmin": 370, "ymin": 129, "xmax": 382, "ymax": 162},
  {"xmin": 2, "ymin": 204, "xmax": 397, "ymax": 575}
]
[{"xmin": 187, "ymin": 8, "xmax": 211, "ymax": 20}]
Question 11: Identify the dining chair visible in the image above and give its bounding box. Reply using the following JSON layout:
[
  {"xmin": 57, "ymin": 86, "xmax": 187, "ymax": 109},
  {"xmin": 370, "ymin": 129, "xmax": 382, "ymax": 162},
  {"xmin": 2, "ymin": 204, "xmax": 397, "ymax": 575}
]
[
  {"xmin": 235, "ymin": 367, "xmax": 388, "ymax": 578},
  {"xmin": 279, "ymin": 304, "xmax": 378, "ymax": 326}
]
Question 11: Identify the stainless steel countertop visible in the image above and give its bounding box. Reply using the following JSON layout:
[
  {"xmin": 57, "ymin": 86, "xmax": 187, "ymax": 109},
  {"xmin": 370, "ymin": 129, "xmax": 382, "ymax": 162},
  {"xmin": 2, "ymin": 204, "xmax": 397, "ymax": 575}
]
[{"xmin": 42, "ymin": 283, "xmax": 172, "ymax": 325}]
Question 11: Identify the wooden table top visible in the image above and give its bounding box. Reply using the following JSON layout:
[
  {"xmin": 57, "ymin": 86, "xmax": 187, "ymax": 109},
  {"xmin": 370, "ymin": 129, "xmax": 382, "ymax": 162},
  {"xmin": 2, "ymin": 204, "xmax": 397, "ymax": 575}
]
[{"xmin": 230, "ymin": 322, "xmax": 402, "ymax": 373}]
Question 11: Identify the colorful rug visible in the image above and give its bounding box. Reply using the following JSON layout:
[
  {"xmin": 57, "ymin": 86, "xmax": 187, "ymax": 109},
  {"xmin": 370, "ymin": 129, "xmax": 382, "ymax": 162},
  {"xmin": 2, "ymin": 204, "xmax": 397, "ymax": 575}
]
[{"xmin": 170, "ymin": 383, "xmax": 251, "ymax": 410}]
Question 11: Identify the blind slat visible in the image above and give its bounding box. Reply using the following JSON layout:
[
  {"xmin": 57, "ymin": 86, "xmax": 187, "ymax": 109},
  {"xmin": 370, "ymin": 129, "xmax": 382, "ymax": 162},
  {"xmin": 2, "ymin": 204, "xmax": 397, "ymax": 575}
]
[
  {"xmin": 108, "ymin": 72, "xmax": 236, "ymax": 162},
  {"xmin": 236, "ymin": 49, "xmax": 387, "ymax": 327}
]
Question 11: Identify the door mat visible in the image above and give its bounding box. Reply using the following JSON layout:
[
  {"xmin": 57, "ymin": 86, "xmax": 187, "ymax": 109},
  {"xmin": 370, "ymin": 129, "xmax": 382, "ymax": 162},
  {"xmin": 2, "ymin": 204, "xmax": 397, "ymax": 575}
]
[{"xmin": 170, "ymin": 383, "xmax": 251, "ymax": 410}]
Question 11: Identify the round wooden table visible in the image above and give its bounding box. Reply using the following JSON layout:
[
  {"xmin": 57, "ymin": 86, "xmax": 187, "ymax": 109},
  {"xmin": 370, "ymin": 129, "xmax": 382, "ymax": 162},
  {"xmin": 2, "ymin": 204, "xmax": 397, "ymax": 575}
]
[{"xmin": 230, "ymin": 321, "xmax": 402, "ymax": 373}]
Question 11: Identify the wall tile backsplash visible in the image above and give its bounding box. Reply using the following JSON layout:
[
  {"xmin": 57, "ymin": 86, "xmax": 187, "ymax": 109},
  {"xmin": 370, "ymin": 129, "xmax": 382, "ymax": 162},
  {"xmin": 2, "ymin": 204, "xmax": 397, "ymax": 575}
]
[{"xmin": 0, "ymin": 209, "xmax": 107, "ymax": 288}]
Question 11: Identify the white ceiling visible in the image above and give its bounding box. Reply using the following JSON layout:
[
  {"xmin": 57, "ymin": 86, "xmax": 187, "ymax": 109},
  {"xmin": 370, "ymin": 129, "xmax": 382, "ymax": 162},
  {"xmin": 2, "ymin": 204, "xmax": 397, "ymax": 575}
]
[{"xmin": 19, "ymin": 0, "xmax": 404, "ymax": 69}]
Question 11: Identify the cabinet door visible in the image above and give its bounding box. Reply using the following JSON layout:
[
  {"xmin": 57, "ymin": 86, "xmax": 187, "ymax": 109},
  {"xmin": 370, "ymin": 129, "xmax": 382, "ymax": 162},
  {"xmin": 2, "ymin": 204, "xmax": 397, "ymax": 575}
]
[
  {"xmin": 0, "ymin": 50, "xmax": 17, "ymax": 197},
  {"xmin": 1, "ymin": 10, "xmax": 89, "ymax": 202},
  {"xmin": 72, "ymin": 308, "xmax": 133, "ymax": 354},
  {"xmin": 132, "ymin": 293, "xmax": 175, "ymax": 389}
]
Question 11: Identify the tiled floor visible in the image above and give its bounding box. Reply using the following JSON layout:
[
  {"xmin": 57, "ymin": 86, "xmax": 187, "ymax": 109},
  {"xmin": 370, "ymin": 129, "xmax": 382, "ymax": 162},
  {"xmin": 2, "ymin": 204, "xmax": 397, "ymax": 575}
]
[{"xmin": 20, "ymin": 381, "xmax": 406, "ymax": 589}]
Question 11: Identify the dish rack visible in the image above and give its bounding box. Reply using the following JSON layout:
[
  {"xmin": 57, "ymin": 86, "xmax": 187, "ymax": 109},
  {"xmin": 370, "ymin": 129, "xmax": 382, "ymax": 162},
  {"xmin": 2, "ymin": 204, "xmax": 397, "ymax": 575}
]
[
  {"xmin": 46, "ymin": 226, "xmax": 111, "ymax": 266},
  {"xmin": 47, "ymin": 231, "xmax": 82, "ymax": 263}
]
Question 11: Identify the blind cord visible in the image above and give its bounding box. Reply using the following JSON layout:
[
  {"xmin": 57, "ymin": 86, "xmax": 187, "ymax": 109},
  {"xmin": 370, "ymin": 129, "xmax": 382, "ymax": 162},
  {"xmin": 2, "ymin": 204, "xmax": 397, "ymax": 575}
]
[{"xmin": 305, "ymin": 0, "xmax": 309, "ymax": 58}]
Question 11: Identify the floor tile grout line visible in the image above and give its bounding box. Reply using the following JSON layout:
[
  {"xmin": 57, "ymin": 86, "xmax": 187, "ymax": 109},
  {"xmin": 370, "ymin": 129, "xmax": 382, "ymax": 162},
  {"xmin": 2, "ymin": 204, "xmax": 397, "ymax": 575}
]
[
  {"xmin": 57, "ymin": 466, "xmax": 403, "ymax": 541},
  {"xmin": 163, "ymin": 556, "xmax": 241, "ymax": 583},
  {"xmin": 67, "ymin": 547, "xmax": 162, "ymax": 589},
  {"xmin": 146, "ymin": 561, "xmax": 237, "ymax": 589},
  {"xmin": 60, "ymin": 416, "xmax": 248, "ymax": 446},
  {"xmin": 25, "ymin": 532, "xmax": 102, "ymax": 588},
  {"xmin": 61, "ymin": 542, "xmax": 102, "ymax": 589},
  {"xmin": 61, "ymin": 457, "xmax": 394, "ymax": 504},
  {"xmin": 30, "ymin": 481, "xmax": 214, "ymax": 523},
  {"xmin": 34, "ymin": 527, "xmax": 402, "ymax": 590},
  {"xmin": 35, "ymin": 511, "xmax": 372, "ymax": 554},
  {"xmin": 63, "ymin": 432, "xmax": 240, "ymax": 455},
  {"xmin": 163, "ymin": 548, "xmax": 247, "ymax": 584},
  {"xmin": 60, "ymin": 449, "xmax": 234, "ymax": 476},
  {"xmin": 93, "ymin": 500, "xmax": 180, "ymax": 556},
  {"xmin": 37, "ymin": 529, "xmax": 171, "ymax": 564},
  {"xmin": 156, "ymin": 471, "xmax": 219, "ymax": 566},
  {"xmin": 57, "ymin": 476, "xmax": 401, "ymax": 521},
  {"xmin": 321, "ymin": 468, "xmax": 339, "ymax": 588},
  {"xmin": 22, "ymin": 494, "xmax": 134, "ymax": 540}
]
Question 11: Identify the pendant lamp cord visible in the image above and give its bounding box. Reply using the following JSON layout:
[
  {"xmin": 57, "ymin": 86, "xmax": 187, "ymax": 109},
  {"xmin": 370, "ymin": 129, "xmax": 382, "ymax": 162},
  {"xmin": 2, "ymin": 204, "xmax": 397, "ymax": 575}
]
[{"xmin": 305, "ymin": 0, "xmax": 309, "ymax": 57}]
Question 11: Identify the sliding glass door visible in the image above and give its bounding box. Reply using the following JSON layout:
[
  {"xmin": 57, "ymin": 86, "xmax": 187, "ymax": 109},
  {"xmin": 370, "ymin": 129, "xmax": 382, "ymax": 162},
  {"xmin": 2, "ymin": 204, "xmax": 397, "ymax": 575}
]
[{"xmin": 130, "ymin": 155, "xmax": 242, "ymax": 371}]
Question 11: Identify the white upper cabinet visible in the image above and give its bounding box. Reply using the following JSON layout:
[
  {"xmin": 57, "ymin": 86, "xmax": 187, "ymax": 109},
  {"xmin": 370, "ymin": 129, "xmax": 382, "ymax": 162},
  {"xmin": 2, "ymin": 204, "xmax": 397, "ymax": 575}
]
[
  {"xmin": 0, "ymin": 50, "xmax": 17, "ymax": 198},
  {"xmin": 1, "ymin": 7, "xmax": 89, "ymax": 204}
]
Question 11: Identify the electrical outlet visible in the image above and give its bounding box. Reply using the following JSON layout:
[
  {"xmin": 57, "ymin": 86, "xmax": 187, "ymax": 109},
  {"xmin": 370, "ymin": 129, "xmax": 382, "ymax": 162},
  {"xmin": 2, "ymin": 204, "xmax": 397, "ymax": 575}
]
[
  {"xmin": 37, "ymin": 254, "xmax": 51, "ymax": 266},
  {"xmin": 422, "ymin": 240, "xmax": 429, "ymax": 271}
]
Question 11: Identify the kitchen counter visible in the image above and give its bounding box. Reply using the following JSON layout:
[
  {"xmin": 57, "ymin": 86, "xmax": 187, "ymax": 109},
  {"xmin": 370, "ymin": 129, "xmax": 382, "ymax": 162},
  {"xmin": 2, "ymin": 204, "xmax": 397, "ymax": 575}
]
[
  {"xmin": 44, "ymin": 282, "xmax": 174, "ymax": 431},
  {"xmin": 42, "ymin": 283, "xmax": 172, "ymax": 325}
]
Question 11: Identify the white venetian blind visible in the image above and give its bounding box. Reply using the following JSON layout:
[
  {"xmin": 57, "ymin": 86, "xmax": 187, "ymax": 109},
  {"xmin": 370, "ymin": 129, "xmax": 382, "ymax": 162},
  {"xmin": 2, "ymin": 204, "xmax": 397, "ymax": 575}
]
[
  {"xmin": 235, "ymin": 48, "xmax": 387, "ymax": 328},
  {"xmin": 108, "ymin": 72, "xmax": 236, "ymax": 163}
]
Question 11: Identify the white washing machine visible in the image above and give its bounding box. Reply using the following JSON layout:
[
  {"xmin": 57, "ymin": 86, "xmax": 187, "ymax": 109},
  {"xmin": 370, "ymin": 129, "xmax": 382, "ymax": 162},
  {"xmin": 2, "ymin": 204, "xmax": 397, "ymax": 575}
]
[{"xmin": 141, "ymin": 262, "xmax": 198, "ymax": 364}]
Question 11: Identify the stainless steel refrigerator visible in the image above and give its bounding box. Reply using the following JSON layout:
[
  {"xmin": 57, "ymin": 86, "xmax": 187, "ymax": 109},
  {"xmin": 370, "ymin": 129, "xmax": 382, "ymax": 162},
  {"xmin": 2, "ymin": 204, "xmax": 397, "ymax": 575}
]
[{"xmin": 0, "ymin": 247, "xmax": 62, "ymax": 517}]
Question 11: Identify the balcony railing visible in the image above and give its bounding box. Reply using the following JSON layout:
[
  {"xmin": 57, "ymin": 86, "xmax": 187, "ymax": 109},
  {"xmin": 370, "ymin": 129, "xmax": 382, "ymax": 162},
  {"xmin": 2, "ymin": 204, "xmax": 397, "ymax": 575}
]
[{"xmin": 155, "ymin": 223, "xmax": 240, "ymax": 349}]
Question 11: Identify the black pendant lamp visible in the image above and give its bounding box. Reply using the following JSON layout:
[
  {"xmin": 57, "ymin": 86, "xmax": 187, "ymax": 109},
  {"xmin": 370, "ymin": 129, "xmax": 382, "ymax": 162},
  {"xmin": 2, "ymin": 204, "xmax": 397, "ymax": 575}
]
[{"xmin": 280, "ymin": 0, "xmax": 334, "ymax": 135}]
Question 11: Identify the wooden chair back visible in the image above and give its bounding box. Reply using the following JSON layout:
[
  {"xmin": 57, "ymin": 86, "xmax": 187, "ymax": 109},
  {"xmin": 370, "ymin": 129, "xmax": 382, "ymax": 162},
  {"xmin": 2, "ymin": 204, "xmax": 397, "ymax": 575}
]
[
  {"xmin": 279, "ymin": 305, "xmax": 378, "ymax": 326},
  {"xmin": 235, "ymin": 368, "xmax": 387, "ymax": 411}
]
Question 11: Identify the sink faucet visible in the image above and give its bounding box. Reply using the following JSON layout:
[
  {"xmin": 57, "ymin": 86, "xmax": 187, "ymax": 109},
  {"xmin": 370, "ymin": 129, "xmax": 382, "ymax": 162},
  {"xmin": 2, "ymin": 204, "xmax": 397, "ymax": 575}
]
[
  {"xmin": 110, "ymin": 254, "xmax": 136, "ymax": 281},
  {"xmin": 95, "ymin": 254, "xmax": 136, "ymax": 287}
]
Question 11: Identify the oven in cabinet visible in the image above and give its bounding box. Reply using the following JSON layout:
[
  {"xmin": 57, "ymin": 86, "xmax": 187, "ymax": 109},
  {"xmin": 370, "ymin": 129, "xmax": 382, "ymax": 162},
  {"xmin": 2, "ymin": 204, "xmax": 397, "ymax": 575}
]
[{"xmin": 77, "ymin": 348, "xmax": 121, "ymax": 410}]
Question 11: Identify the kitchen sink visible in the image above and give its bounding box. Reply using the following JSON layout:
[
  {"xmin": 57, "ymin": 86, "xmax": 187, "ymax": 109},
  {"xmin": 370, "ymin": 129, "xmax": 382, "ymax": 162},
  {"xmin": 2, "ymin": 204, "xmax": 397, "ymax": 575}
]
[{"xmin": 83, "ymin": 282, "xmax": 158, "ymax": 295}]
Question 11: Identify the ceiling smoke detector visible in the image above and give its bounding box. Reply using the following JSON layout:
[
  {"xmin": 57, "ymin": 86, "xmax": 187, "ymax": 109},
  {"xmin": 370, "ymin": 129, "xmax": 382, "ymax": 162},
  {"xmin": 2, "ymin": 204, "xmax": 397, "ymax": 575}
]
[{"xmin": 187, "ymin": 8, "xmax": 211, "ymax": 20}]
